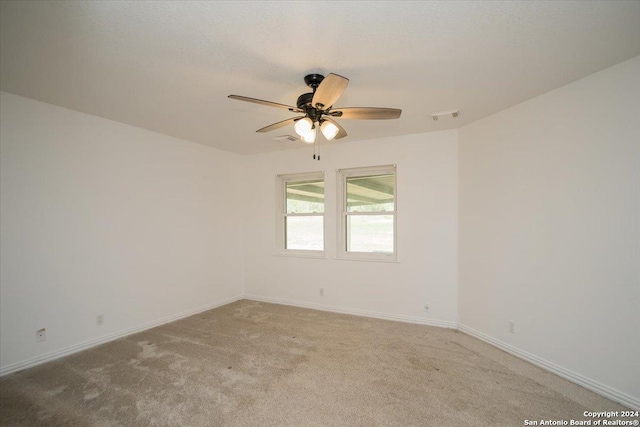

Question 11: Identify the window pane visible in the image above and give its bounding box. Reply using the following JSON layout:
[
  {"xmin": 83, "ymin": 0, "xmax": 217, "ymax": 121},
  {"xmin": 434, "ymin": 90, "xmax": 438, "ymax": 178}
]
[
  {"xmin": 286, "ymin": 179, "xmax": 324, "ymax": 213},
  {"xmin": 286, "ymin": 216, "xmax": 323, "ymax": 250},
  {"xmin": 346, "ymin": 215, "xmax": 394, "ymax": 253},
  {"xmin": 346, "ymin": 174, "xmax": 394, "ymax": 212}
]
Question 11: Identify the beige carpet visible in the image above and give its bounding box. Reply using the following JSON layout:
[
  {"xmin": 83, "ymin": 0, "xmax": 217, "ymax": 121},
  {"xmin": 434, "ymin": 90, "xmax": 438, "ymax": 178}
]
[{"xmin": 0, "ymin": 300, "xmax": 629, "ymax": 426}]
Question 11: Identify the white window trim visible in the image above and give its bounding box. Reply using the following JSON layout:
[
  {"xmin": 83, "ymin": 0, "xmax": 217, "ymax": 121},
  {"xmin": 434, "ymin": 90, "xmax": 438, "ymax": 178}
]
[
  {"xmin": 275, "ymin": 171, "xmax": 325, "ymax": 257},
  {"xmin": 336, "ymin": 164, "xmax": 397, "ymax": 262}
]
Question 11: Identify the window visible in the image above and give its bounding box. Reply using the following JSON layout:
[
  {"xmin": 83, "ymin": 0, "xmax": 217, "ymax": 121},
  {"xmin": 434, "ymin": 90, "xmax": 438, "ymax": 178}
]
[
  {"xmin": 276, "ymin": 172, "xmax": 325, "ymax": 255},
  {"xmin": 337, "ymin": 165, "xmax": 397, "ymax": 261}
]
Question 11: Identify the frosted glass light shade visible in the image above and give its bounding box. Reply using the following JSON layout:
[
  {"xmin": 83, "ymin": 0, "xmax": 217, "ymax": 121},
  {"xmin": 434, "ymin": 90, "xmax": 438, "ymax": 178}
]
[
  {"xmin": 320, "ymin": 121, "xmax": 339, "ymax": 140},
  {"xmin": 301, "ymin": 126, "xmax": 316, "ymax": 144},
  {"xmin": 294, "ymin": 117, "xmax": 313, "ymax": 136}
]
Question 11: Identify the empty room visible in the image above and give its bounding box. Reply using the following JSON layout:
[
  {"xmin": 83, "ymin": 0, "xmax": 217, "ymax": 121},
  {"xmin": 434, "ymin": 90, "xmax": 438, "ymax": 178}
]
[{"xmin": 0, "ymin": 1, "xmax": 638, "ymax": 426}]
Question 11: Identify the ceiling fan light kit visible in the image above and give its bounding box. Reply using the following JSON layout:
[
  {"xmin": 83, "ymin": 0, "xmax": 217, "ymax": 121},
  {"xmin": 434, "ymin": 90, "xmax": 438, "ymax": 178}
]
[
  {"xmin": 301, "ymin": 126, "xmax": 317, "ymax": 144},
  {"xmin": 320, "ymin": 120, "xmax": 339, "ymax": 140},
  {"xmin": 294, "ymin": 117, "xmax": 313, "ymax": 138},
  {"xmin": 229, "ymin": 72, "xmax": 402, "ymax": 160}
]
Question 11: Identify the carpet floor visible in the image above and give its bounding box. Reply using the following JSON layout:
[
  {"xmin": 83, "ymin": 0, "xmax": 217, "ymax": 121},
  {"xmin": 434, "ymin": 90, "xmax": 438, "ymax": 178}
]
[{"xmin": 0, "ymin": 300, "xmax": 629, "ymax": 426}]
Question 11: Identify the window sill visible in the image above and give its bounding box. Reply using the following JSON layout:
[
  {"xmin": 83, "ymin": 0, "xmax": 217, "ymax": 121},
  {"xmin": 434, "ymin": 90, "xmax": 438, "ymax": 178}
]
[
  {"xmin": 333, "ymin": 256, "xmax": 399, "ymax": 264},
  {"xmin": 273, "ymin": 251, "xmax": 327, "ymax": 260}
]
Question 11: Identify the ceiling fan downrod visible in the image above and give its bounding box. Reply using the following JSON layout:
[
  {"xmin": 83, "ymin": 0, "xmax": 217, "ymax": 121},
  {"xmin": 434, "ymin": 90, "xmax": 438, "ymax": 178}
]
[{"xmin": 304, "ymin": 74, "xmax": 324, "ymax": 91}]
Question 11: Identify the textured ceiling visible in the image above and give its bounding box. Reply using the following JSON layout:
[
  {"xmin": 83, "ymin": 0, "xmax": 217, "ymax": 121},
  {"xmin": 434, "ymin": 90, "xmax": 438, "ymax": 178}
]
[{"xmin": 1, "ymin": 1, "xmax": 639, "ymax": 155}]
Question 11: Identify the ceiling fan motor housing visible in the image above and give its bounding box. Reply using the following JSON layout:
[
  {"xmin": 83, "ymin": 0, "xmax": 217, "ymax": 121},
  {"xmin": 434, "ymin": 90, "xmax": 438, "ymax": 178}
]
[
  {"xmin": 297, "ymin": 92, "xmax": 323, "ymax": 121},
  {"xmin": 298, "ymin": 75, "xmax": 330, "ymax": 121},
  {"xmin": 296, "ymin": 92, "xmax": 314, "ymax": 109}
]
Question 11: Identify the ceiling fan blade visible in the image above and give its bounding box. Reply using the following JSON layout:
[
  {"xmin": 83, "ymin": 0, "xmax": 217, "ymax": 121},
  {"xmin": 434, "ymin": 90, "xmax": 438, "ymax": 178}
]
[
  {"xmin": 330, "ymin": 107, "xmax": 402, "ymax": 120},
  {"xmin": 312, "ymin": 73, "xmax": 349, "ymax": 110},
  {"xmin": 256, "ymin": 117, "xmax": 304, "ymax": 133},
  {"xmin": 228, "ymin": 95, "xmax": 301, "ymax": 112},
  {"xmin": 323, "ymin": 118, "xmax": 348, "ymax": 140}
]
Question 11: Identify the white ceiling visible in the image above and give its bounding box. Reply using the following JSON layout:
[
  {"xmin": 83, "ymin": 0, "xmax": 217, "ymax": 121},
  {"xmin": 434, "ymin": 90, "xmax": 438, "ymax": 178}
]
[{"xmin": 1, "ymin": 1, "xmax": 639, "ymax": 155}]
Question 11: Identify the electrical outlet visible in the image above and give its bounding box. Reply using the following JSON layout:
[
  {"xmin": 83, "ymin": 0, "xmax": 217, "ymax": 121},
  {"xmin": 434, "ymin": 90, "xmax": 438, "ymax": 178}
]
[
  {"xmin": 96, "ymin": 314, "xmax": 104, "ymax": 326},
  {"xmin": 36, "ymin": 328, "xmax": 46, "ymax": 342},
  {"xmin": 509, "ymin": 320, "xmax": 516, "ymax": 334},
  {"xmin": 424, "ymin": 304, "xmax": 430, "ymax": 313},
  {"xmin": 319, "ymin": 288, "xmax": 324, "ymax": 296}
]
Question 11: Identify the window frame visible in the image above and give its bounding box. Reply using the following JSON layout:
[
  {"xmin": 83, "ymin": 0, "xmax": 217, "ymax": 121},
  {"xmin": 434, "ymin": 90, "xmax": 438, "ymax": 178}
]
[
  {"xmin": 276, "ymin": 171, "xmax": 326, "ymax": 257},
  {"xmin": 336, "ymin": 165, "xmax": 397, "ymax": 262}
]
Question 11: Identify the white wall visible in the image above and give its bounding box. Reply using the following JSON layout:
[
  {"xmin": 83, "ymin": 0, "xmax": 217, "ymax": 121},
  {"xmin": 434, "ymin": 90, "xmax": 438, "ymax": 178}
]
[
  {"xmin": 458, "ymin": 57, "xmax": 640, "ymax": 404},
  {"xmin": 0, "ymin": 92, "xmax": 243, "ymax": 372},
  {"xmin": 241, "ymin": 131, "xmax": 459, "ymax": 326}
]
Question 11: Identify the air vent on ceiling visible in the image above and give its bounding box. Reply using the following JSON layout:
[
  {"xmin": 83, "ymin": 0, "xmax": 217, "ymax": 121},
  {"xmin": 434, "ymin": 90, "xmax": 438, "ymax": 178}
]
[
  {"xmin": 273, "ymin": 135, "xmax": 299, "ymax": 143},
  {"xmin": 431, "ymin": 110, "xmax": 460, "ymax": 121}
]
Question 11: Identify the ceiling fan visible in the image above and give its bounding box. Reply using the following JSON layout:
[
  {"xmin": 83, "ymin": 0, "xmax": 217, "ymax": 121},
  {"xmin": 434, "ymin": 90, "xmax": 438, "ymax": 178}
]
[{"xmin": 229, "ymin": 73, "xmax": 402, "ymax": 159}]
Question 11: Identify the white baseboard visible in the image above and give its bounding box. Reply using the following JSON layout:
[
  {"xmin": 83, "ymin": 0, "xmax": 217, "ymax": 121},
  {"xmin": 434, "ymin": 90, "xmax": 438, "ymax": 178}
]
[
  {"xmin": 458, "ymin": 323, "xmax": 640, "ymax": 411},
  {"xmin": 243, "ymin": 294, "xmax": 458, "ymax": 329},
  {"xmin": 0, "ymin": 295, "xmax": 243, "ymax": 377}
]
